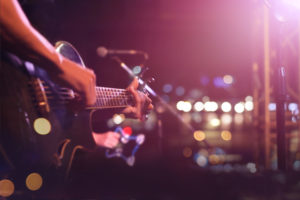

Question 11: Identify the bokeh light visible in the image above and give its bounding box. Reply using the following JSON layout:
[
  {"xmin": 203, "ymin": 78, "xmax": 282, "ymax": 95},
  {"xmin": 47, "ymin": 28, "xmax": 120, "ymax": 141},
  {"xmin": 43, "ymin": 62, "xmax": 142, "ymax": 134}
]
[
  {"xmin": 182, "ymin": 147, "xmax": 193, "ymax": 158},
  {"xmin": 221, "ymin": 130, "xmax": 232, "ymax": 141},
  {"xmin": 175, "ymin": 86, "xmax": 185, "ymax": 96},
  {"xmin": 244, "ymin": 101, "xmax": 254, "ymax": 111},
  {"xmin": 213, "ymin": 76, "xmax": 226, "ymax": 88},
  {"xmin": 246, "ymin": 162, "xmax": 257, "ymax": 173},
  {"xmin": 0, "ymin": 179, "xmax": 15, "ymax": 197},
  {"xmin": 194, "ymin": 101, "xmax": 204, "ymax": 112},
  {"xmin": 132, "ymin": 66, "xmax": 141, "ymax": 75},
  {"xmin": 26, "ymin": 173, "xmax": 43, "ymax": 191},
  {"xmin": 210, "ymin": 118, "xmax": 221, "ymax": 127},
  {"xmin": 192, "ymin": 113, "xmax": 202, "ymax": 123},
  {"xmin": 221, "ymin": 114, "xmax": 232, "ymax": 125},
  {"xmin": 204, "ymin": 101, "xmax": 218, "ymax": 112},
  {"xmin": 193, "ymin": 130, "xmax": 206, "ymax": 141},
  {"xmin": 269, "ymin": 103, "xmax": 276, "ymax": 111},
  {"xmin": 176, "ymin": 101, "xmax": 192, "ymax": 112},
  {"xmin": 223, "ymin": 75, "xmax": 234, "ymax": 84},
  {"xmin": 112, "ymin": 114, "xmax": 125, "ymax": 124},
  {"xmin": 288, "ymin": 103, "xmax": 298, "ymax": 112},
  {"xmin": 209, "ymin": 154, "xmax": 220, "ymax": 165},
  {"xmin": 196, "ymin": 155, "xmax": 208, "ymax": 167},
  {"xmin": 234, "ymin": 114, "xmax": 244, "ymax": 125},
  {"xmin": 234, "ymin": 102, "xmax": 245, "ymax": 113},
  {"xmin": 221, "ymin": 102, "xmax": 232, "ymax": 112},
  {"xmin": 33, "ymin": 118, "xmax": 51, "ymax": 135},
  {"xmin": 200, "ymin": 76, "xmax": 210, "ymax": 86},
  {"xmin": 162, "ymin": 84, "xmax": 173, "ymax": 93},
  {"xmin": 245, "ymin": 96, "xmax": 253, "ymax": 102}
]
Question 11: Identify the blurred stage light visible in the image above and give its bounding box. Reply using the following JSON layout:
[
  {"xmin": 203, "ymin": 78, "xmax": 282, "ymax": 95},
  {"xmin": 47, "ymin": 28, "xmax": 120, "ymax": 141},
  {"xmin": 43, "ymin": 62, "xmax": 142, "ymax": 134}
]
[
  {"xmin": 245, "ymin": 96, "xmax": 253, "ymax": 102},
  {"xmin": 189, "ymin": 89, "xmax": 202, "ymax": 99},
  {"xmin": 196, "ymin": 155, "xmax": 208, "ymax": 167},
  {"xmin": 33, "ymin": 118, "xmax": 51, "ymax": 135},
  {"xmin": 175, "ymin": 86, "xmax": 185, "ymax": 96},
  {"xmin": 221, "ymin": 102, "xmax": 232, "ymax": 112},
  {"xmin": 246, "ymin": 162, "xmax": 257, "ymax": 173},
  {"xmin": 177, "ymin": 101, "xmax": 192, "ymax": 112},
  {"xmin": 234, "ymin": 102, "xmax": 245, "ymax": 113},
  {"xmin": 210, "ymin": 118, "xmax": 221, "ymax": 127},
  {"xmin": 269, "ymin": 103, "xmax": 276, "ymax": 111},
  {"xmin": 161, "ymin": 94, "xmax": 170, "ymax": 103},
  {"xmin": 26, "ymin": 173, "xmax": 43, "ymax": 191},
  {"xmin": 221, "ymin": 114, "xmax": 232, "ymax": 125},
  {"xmin": 162, "ymin": 83, "xmax": 173, "ymax": 93},
  {"xmin": 202, "ymin": 96, "xmax": 210, "ymax": 102},
  {"xmin": 288, "ymin": 103, "xmax": 298, "ymax": 112},
  {"xmin": 200, "ymin": 75, "xmax": 210, "ymax": 86},
  {"xmin": 132, "ymin": 66, "xmax": 141, "ymax": 75},
  {"xmin": 213, "ymin": 77, "xmax": 228, "ymax": 88},
  {"xmin": 204, "ymin": 101, "xmax": 218, "ymax": 112},
  {"xmin": 194, "ymin": 101, "xmax": 204, "ymax": 112},
  {"xmin": 182, "ymin": 147, "xmax": 193, "ymax": 158},
  {"xmin": 221, "ymin": 130, "xmax": 232, "ymax": 141},
  {"xmin": 223, "ymin": 75, "xmax": 234, "ymax": 85},
  {"xmin": 176, "ymin": 101, "xmax": 184, "ymax": 111},
  {"xmin": 234, "ymin": 114, "xmax": 244, "ymax": 125},
  {"xmin": 192, "ymin": 113, "xmax": 202, "ymax": 123},
  {"xmin": 182, "ymin": 101, "xmax": 192, "ymax": 112},
  {"xmin": 193, "ymin": 130, "xmax": 206, "ymax": 141},
  {"xmin": 112, "ymin": 114, "xmax": 125, "ymax": 125},
  {"xmin": 209, "ymin": 154, "xmax": 220, "ymax": 165},
  {"xmin": 244, "ymin": 101, "xmax": 254, "ymax": 111},
  {"xmin": 0, "ymin": 179, "xmax": 14, "ymax": 197}
]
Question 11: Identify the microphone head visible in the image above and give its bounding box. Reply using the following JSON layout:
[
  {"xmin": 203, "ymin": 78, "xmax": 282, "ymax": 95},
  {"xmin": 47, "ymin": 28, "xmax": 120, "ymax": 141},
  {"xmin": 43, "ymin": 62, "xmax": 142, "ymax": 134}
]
[{"xmin": 96, "ymin": 46, "xmax": 108, "ymax": 58}]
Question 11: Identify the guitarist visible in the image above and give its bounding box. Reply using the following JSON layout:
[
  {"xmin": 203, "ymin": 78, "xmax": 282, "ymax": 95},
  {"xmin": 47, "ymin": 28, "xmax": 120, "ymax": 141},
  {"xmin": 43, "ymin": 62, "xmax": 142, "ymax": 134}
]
[{"xmin": 0, "ymin": 0, "xmax": 152, "ymax": 175}]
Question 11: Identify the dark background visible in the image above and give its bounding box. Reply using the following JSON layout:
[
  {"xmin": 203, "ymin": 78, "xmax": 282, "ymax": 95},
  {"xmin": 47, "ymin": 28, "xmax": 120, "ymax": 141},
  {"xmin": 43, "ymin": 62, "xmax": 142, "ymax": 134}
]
[{"xmin": 23, "ymin": 0, "xmax": 257, "ymax": 99}]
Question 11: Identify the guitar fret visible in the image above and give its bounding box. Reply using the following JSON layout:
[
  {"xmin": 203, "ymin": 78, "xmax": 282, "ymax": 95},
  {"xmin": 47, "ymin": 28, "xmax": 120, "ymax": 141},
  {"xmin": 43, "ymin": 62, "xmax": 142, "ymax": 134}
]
[{"xmin": 90, "ymin": 86, "xmax": 133, "ymax": 110}]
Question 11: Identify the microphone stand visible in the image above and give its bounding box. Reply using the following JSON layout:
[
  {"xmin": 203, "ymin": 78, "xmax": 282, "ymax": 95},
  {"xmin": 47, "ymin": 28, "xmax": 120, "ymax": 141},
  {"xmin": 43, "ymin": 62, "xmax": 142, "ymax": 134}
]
[{"xmin": 111, "ymin": 56, "xmax": 211, "ymax": 149}]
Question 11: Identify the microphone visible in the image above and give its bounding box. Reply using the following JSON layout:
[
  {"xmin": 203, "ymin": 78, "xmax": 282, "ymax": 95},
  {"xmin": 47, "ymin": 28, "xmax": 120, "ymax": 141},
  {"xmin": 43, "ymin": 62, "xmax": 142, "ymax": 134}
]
[{"xmin": 96, "ymin": 46, "xmax": 149, "ymax": 59}]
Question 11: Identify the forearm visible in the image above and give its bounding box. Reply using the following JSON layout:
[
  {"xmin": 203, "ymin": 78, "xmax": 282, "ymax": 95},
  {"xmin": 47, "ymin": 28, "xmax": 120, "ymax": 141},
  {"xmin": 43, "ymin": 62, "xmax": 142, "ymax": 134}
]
[{"xmin": 0, "ymin": 0, "xmax": 62, "ymax": 73}]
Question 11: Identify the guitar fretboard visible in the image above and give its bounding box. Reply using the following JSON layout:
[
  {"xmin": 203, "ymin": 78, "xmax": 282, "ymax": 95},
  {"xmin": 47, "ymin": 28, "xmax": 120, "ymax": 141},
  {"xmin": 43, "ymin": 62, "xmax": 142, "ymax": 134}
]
[{"xmin": 87, "ymin": 87, "xmax": 133, "ymax": 109}]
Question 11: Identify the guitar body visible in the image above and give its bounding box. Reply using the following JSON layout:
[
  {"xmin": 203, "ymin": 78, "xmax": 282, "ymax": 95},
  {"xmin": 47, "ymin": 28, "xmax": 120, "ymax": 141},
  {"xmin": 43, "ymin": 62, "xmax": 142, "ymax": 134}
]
[{"xmin": 0, "ymin": 42, "xmax": 97, "ymax": 173}]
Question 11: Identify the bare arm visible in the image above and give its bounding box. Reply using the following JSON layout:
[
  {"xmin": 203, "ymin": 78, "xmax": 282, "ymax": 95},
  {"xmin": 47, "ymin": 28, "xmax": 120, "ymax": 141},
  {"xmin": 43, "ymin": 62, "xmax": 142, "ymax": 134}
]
[{"xmin": 0, "ymin": 0, "xmax": 96, "ymax": 106}]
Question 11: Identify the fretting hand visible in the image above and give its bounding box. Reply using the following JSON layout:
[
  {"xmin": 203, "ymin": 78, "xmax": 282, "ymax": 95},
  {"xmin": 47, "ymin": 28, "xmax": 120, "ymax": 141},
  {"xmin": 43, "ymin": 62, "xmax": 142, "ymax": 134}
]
[
  {"xmin": 92, "ymin": 131, "xmax": 120, "ymax": 149},
  {"xmin": 122, "ymin": 78, "xmax": 153, "ymax": 121}
]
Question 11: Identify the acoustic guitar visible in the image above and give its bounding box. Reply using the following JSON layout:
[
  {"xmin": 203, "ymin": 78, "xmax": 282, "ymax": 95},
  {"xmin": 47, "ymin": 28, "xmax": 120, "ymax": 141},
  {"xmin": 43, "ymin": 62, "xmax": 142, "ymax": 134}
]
[{"xmin": 0, "ymin": 41, "xmax": 136, "ymax": 175}]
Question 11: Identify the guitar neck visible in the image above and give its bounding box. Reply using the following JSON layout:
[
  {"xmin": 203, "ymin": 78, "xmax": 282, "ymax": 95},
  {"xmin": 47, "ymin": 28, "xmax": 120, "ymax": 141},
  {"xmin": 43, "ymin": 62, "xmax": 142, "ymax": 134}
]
[{"xmin": 86, "ymin": 87, "xmax": 134, "ymax": 110}]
